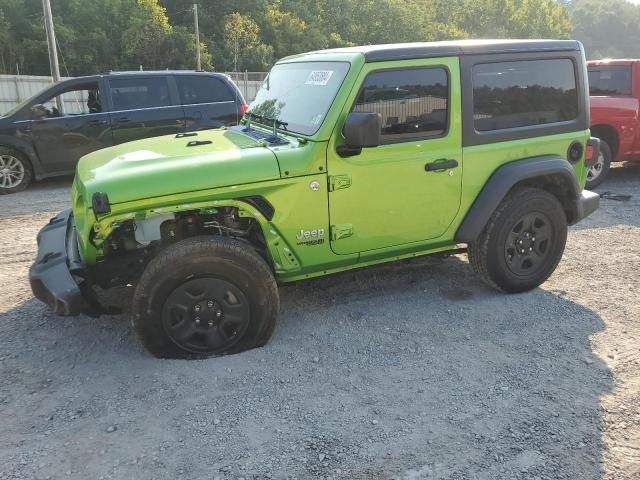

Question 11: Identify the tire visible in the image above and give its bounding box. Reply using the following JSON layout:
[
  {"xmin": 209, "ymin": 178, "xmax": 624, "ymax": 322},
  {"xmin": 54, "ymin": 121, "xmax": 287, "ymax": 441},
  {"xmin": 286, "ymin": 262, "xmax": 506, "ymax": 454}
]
[
  {"xmin": 585, "ymin": 139, "xmax": 611, "ymax": 189},
  {"xmin": 468, "ymin": 187, "xmax": 567, "ymax": 293},
  {"xmin": 131, "ymin": 236, "xmax": 279, "ymax": 359},
  {"xmin": 0, "ymin": 147, "xmax": 33, "ymax": 194}
]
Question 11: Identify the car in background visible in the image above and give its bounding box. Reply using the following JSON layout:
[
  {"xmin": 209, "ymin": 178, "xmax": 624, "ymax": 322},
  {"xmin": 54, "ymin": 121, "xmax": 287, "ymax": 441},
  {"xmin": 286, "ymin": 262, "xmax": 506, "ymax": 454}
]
[
  {"xmin": 0, "ymin": 71, "xmax": 247, "ymax": 194},
  {"xmin": 587, "ymin": 59, "xmax": 640, "ymax": 188}
]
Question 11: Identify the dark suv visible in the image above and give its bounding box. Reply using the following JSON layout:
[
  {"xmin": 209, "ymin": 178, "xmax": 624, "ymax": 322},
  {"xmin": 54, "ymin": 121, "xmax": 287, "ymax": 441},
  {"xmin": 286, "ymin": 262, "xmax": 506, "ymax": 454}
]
[{"xmin": 0, "ymin": 71, "xmax": 247, "ymax": 193}]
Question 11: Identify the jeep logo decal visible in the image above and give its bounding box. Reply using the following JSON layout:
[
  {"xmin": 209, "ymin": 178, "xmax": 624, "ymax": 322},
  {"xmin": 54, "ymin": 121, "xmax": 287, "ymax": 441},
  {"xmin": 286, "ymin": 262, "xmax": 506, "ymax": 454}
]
[
  {"xmin": 296, "ymin": 228, "xmax": 325, "ymax": 240},
  {"xmin": 295, "ymin": 228, "xmax": 325, "ymax": 246}
]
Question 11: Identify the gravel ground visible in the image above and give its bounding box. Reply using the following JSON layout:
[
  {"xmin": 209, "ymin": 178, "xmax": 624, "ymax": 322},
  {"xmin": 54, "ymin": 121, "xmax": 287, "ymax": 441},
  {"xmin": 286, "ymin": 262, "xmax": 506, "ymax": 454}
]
[{"xmin": 0, "ymin": 166, "xmax": 639, "ymax": 480}]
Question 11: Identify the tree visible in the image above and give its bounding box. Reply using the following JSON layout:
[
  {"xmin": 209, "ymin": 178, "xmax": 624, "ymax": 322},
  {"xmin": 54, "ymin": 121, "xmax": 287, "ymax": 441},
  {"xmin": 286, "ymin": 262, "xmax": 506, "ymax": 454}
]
[
  {"xmin": 0, "ymin": 0, "xmax": 578, "ymax": 75},
  {"xmin": 571, "ymin": 0, "xmax": 640, "ymax": 59},
  {"xmin": 223, "ymin": 12, "xmax": 267, "ymax": 71}
]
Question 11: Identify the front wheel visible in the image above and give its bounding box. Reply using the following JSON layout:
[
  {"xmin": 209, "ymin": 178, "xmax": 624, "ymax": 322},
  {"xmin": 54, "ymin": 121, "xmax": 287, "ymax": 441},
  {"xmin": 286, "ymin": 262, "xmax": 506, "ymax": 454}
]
[
  {"xmin": 0, "ymin": 148, "xmax": 33, "ymax": 194},
  {"xmin": 468, "ymin": 187, "xmax": 567, "ymax": 293},
  {"xmin": 131, "ymin": 236, "xmax": 279, "ymax": 359}
]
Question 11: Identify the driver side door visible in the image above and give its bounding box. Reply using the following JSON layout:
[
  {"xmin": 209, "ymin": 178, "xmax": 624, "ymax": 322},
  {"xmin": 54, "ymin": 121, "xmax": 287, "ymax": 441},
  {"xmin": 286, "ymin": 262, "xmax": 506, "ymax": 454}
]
[
  {"xmin": 28, "ymin": 79, "xmax": 113, "ymax": 174},
  {"xmin": 327, "ymin": 58, "xmax": 463, "ymax": 255}
]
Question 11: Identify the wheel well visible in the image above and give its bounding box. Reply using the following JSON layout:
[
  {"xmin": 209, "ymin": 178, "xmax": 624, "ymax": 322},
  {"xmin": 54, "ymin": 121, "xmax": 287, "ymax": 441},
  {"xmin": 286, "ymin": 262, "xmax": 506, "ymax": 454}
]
[
  {"xmin": 511, "ymin": 174, "xmax": 577, "ymax": 224},
  {"xmin": 590, "ymin": 124, "xmax": 618, "ymax": 159},
  {"xmin": 93, "ymin": 207, "xmax": 270, "ymax": 288}
]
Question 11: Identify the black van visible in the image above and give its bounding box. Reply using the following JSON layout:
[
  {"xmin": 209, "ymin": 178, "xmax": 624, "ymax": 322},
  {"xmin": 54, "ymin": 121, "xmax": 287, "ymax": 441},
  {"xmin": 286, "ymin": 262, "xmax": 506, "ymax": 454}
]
[{"xmin": 0, "ymin": 71, "xmax": 247, "ymax": 193}]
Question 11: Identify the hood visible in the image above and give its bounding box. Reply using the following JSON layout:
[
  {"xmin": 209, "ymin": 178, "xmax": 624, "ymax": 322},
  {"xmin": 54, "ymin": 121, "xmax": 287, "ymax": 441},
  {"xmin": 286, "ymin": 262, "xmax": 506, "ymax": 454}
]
[{"xmin": 76, "ymin": 128, "xmax": 281, "ymax": 205}]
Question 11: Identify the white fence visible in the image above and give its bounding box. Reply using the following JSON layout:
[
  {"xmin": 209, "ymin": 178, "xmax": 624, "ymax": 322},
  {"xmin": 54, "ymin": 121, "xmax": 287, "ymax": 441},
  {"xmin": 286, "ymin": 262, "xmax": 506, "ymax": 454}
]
[
  {"xmin": 0, "ymin": 72, "xmax": 268, "ymax": 115},
  {"xmin": 225, "ymin": 71, "xmax": 268, "ymax": 103},
  {"xmin": 0, "ymin": 74, "xmax": 72, "ymax": 115}
]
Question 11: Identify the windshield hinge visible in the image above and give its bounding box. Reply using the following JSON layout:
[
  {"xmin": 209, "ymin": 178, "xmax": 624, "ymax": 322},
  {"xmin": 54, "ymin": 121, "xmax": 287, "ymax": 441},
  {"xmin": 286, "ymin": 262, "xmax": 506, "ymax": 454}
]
[
  {"xmin": 328, "ymin": 174, "xmax": 352, "ymax": 192},
  {"xmin": 330, "ymin": 224, "xmax": 353, "ymax": 241}
]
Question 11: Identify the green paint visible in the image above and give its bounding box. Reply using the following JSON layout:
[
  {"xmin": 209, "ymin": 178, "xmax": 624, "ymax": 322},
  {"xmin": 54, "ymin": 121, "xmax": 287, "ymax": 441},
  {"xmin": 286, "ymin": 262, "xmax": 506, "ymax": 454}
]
[{"xmin": 71, "ymin": 48, "xmax": 591, "ymax": 282}]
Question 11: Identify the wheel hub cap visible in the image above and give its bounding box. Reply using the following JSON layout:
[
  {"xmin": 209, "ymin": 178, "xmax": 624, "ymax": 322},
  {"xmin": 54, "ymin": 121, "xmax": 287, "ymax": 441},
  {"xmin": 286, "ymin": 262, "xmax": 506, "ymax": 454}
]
[
  {"xmin": 504, "ymin": 212, "xmax": 553, "ymax": 276},
  {"xmin": 0, "ymin": 155, "xmax": 24, "ymax": 189},
  {"xmin": 161, "ymin": 277, "xmax": 250, "ymax": 354}
]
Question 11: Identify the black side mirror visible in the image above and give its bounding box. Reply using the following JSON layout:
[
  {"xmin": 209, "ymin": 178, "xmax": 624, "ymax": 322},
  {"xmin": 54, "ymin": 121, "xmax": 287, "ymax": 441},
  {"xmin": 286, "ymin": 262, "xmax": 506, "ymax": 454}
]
[
  {"xmin": 29, "ymin": 104, "xmax": 47, "ymax": 120},
  {"xmin": 337, "ymin": 112, "xmax": 381, "ymax": 157}
]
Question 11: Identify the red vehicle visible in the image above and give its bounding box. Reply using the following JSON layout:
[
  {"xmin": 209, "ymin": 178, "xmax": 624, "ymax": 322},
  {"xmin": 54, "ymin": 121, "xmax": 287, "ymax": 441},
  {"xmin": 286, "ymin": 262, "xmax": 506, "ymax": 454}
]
[{"xmin": 587, "ymin": 59, "xmax": 640, "ymax": 187}]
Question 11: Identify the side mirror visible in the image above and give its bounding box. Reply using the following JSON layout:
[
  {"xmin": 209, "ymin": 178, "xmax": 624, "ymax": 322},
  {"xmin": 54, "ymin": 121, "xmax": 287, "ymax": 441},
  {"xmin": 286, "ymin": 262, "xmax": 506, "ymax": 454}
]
[
  {"xmin": 30, "ymin": 104, "xmax": 47, "ymax": 120},
  {"xmin": 338, "ymin": 112, "xmax": 381, "ymax": 157}
]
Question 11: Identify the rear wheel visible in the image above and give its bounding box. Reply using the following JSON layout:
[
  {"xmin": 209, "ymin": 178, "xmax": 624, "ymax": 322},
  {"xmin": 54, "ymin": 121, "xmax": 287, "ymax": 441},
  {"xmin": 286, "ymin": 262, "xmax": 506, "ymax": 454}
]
[
  {"xmin": 131, "ymin": 236, "xmax": 279, "ymax": 359},
  {"xmin": 0, "ymin": 147, "xmax": 33, "ymax": 194},
  {"xmin": 468, "ymin": 187, "xmax": 567, "ymax": 293},
  {"xmin": 586, "ymin": 139, "xmax": 611, "ymax": 189}
]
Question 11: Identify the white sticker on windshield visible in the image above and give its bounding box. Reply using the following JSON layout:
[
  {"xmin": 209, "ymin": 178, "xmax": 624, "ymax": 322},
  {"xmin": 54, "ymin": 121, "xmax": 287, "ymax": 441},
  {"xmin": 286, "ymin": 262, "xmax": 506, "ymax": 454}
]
[{"xmin": 305, "ymin": 70, "xmax": 334, "ymax": 86}]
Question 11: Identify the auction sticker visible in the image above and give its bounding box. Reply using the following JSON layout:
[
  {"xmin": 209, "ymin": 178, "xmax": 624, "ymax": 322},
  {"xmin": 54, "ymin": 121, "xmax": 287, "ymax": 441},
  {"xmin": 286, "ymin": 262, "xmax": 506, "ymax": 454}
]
[{"xmin": 305, "ymin": 70, "xmax": 334, "ymax": 86}]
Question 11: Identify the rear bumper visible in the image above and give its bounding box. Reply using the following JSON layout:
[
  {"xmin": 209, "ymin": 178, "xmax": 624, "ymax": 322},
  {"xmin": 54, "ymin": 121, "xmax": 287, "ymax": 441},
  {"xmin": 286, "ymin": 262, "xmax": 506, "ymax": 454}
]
[
  {"xmin": 29, "ymin": 209, "xmax": 88, "ymax": 316},
  {"xmin": 573, "ymin": 190, "xmax": 600, "ymax": 224}
]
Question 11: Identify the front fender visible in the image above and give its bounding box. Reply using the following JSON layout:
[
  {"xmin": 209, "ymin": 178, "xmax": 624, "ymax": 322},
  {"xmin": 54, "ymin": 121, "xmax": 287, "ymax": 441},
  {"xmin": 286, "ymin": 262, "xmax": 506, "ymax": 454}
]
[{"xmin": 86, "ymin": 198, "xmax": 300, "ymax": 275}]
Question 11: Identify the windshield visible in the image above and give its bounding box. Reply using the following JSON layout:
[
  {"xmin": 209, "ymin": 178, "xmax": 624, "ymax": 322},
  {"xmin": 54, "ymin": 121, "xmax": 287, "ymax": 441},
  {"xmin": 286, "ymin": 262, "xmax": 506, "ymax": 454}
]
[{"xmin": 247, "ymin": 61, "xmax": 350, "ymax": 136}]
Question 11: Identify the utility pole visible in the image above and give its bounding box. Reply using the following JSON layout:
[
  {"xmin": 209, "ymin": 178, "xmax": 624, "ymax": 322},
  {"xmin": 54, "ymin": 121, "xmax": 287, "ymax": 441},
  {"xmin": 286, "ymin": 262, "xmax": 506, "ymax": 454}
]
[
  {"xmin": 42, "ymin": 0, "xmax": 61, "ymax": 83},
  {"xmin": 193, "ymin": 4, "xmax": 201, "ymax": 71},
  {"xmin": 42, "ymin": 0, "xmax": 63, "ymax": 111}
]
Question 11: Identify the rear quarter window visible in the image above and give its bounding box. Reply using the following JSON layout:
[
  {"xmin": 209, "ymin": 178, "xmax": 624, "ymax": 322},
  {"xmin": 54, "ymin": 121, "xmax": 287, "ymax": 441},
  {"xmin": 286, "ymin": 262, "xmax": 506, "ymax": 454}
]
[
  {"xmin": 176, "ymin": 75, "xmax": 235, "ymax": 104},
  {"xmin": 472, "ymin": 59, "xmax": 578, "ymax": 132}
]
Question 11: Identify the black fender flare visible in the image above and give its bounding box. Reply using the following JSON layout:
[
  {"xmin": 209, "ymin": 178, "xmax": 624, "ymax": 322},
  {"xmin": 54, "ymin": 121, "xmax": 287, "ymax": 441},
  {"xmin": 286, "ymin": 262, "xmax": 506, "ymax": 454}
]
[
  {"xmin": 0, "ymin": 134, "xmax": 43, "ymax": 178},
  {"xmin": 455, "ymin": 156, "xmax": 580, "ymax": 243}
]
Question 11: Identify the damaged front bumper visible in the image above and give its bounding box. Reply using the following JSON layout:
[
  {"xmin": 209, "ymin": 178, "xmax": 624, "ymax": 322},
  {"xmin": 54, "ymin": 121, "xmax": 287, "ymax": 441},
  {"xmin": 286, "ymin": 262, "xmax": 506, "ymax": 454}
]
[{"xmin": 29, "ymin": 209, "xmax": 88, "ymax": 316}]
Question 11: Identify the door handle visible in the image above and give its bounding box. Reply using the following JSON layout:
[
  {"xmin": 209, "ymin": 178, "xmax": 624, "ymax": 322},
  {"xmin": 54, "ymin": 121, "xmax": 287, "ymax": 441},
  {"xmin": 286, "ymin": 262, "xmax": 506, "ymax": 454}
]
[
  {"xmin": 116, "ymin": 117, "xmax": 130, "ymax": 123},
  {"xmin": 425, "ymin": 159, "xmax": 459, "ymax": 172},
  {"xmin": 88, "ymin": 119, "xmax": 107, "ymax": 125}
]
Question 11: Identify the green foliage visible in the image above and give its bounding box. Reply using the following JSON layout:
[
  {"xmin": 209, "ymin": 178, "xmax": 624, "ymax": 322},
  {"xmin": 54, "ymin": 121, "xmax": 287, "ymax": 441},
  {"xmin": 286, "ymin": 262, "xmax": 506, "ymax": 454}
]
[
  {"xmin": 571, "ymin": 0, "xmax": 640, "ymax": 59},
  {"xmin": 0, "ymin": 0, "xmax": 575, "ymax": 75}
]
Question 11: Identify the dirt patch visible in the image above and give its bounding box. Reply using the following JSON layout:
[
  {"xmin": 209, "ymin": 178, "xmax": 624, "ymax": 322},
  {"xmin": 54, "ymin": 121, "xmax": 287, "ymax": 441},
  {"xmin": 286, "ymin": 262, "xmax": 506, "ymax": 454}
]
[{"xmin": 0, "ymin": 166, "xmax": 639, "ymax": 479}]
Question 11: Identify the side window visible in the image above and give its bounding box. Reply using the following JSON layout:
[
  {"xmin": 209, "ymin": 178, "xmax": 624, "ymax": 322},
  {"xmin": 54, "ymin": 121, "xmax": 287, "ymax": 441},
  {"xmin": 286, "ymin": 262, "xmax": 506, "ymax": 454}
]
[
  {"xmin": 588, "ymin": 66, "xmax": 632, "ymax": 96},
  {"xmin": 353, "ymin": 67, "xmax": 449, "ymax": 143},
  {"xmin": 473, "ymin": 59, "xmax": 578, "ymax": 132},
  {"xmin": 175, "ymin": 75, "xmax": 235, "ymax": 105},
  {"xmin": 109, "ymin": 77, "xmax": 172, "ymax": 111},
  {"xmin": 39, "ymin": 82, "xmax": 101, "ymax": 118}
]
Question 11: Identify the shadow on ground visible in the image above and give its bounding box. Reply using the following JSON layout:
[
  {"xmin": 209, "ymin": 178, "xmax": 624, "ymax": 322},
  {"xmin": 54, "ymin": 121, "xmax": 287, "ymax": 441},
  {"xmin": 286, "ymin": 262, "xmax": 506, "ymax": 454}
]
[{"xmin": 0, "ymin": 254, "xmax": 612, "ymax": 479}]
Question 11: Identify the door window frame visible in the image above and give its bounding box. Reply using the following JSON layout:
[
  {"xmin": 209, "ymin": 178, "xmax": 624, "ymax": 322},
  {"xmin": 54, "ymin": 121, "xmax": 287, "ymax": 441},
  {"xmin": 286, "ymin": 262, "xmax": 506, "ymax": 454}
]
[
  {"xmin": 104, "ymin": 75, "xmax": 181, "ymax": 113},
  {"xmin": 174, "ymin": 74, "xmax": 237, "ymax": 106},
  {"xmin": 348, "ymin": 65, "xmax": 452, "ymax": 145},
  {"xmin": 16, "ymin": 77, "xmax": 106, "ymax": 123}
]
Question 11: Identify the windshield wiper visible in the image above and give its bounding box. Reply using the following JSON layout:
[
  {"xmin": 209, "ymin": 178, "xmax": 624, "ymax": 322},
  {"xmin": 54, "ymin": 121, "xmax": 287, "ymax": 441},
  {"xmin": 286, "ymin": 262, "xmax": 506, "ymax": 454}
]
[{"xmin": 244, "ymin": 111, "xmax": 289, "ymax": 144}]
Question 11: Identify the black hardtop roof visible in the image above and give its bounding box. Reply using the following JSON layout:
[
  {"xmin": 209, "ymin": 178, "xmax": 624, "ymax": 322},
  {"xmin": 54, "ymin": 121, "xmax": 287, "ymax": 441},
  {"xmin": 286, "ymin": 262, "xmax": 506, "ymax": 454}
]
[{"xmin": 304, "ymin": 39, "xmax": 582, "ymax": 62}]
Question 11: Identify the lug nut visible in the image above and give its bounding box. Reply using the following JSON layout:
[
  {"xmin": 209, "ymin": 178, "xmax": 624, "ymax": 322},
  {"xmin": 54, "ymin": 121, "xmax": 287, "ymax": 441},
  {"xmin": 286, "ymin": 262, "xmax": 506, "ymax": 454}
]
[
  {"xmin": 532, "ymin": 237, "xmax": 536, "ymax": 242},
  {"xmin": 216, "ymin": 311, "xmax": 222, "ymax": 317},
  {"xmin": 529, "ymin": 247, "xmax": 533, "ymax": 251},
  {"xmin": 207, "ymin": 300, "xmax": 214, "ymax": 308},
  {"xmin": 194, "ymin": 305, "xmax": 201, "ymax": 312},
  {"xmin": 195, "ymin": 317, "xmax": 200, "ymax": 324},
  {"xmin": 208, "ymin": 321, "xmax": 214, "ymax": 327}
]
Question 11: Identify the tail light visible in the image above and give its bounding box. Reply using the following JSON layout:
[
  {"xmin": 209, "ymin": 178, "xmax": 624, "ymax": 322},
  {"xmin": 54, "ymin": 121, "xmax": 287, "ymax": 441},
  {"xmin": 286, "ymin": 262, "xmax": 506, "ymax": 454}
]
[
  {"xmin": 585, "ymin": 145, "xmax": 594, "ymax": 164},
  {"xmin": 240, "ymin": 103, "xmax": 248, "ymax": 115},
  {"xmin": 586, "ymin": 137, "xmax": 601, "ymax": 168}
]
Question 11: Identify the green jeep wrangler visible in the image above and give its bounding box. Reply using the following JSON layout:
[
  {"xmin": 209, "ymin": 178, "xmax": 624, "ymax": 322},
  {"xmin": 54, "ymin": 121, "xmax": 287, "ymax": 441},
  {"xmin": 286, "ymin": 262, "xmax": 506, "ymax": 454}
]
[{"xmin": 30, "ymin": 40, "xmax": 600, "ymax": 358}]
